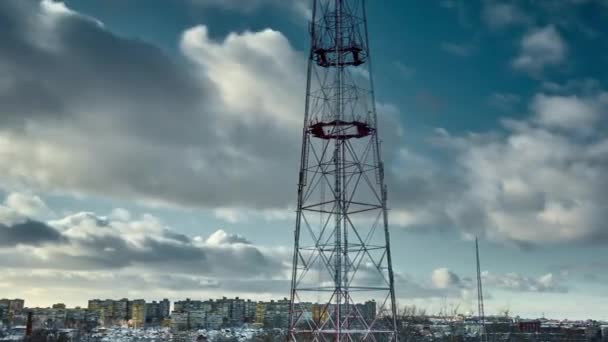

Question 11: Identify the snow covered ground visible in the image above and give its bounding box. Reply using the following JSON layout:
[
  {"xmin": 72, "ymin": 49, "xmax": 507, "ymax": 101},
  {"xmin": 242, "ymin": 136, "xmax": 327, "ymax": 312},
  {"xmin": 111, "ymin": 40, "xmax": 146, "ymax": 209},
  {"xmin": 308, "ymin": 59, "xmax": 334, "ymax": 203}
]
[{"xmin": 82, "ymin": 327, "xmax": 278, "ymax": 341}]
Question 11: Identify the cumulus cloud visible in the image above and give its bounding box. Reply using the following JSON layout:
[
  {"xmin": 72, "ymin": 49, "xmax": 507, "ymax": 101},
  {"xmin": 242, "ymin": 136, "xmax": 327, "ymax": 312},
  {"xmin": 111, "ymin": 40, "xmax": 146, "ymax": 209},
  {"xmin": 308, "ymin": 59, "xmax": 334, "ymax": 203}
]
[
  {"xmin": 0, "ymin": 193, "xmax": 287, "ymax": 278},
  {"xmin": 4, "ymin": 192, "xmax": 52, "ymax": 218},
  {"xmin": 387, "ymin": 83, "xmax": 608, "ymax": 245},
  {"xmin": 2, "ymin": 0, "xmax": 606, "ymax": 251},
  {"xmin": 531, "ymin": 92, "xmax": 607, "ymax": 133},
  {"xmin": 0, "ymin": 0, "xmax": 406, "ymax": 218},
  {"xmin": 205, "ymin": 229, "xmax": 251, "ymax": 245},
  {"xmin": 0, "ymin": 194, "xmax": 292, "ymax": 304},
  {"xmin": 513, "ymin": 26, "xmax": 567, "ymax": 76},
  {"xmin": 0, "ymin": 0, "xmax": 311, "ymax": 210},
  {"xmin": 432, "ymin": 268, "xmax": 461, "ymax": 289}
]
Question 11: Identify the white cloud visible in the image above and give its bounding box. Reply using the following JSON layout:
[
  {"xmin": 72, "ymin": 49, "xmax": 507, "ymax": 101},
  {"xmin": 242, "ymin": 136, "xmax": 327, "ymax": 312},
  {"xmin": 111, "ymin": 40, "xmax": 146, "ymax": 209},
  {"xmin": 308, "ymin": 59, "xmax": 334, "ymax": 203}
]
[
  {"xmin": 531, "ymin": 92, "xmax": 607, "ymax": 132},
  {"xmin": 109, "ymin": 208, "xmax": 131, "ymax": 221},
  {"xmin": 432, "ymin": 268, "xmax": 461, "ymax": 289},
  {"xmin": 0, "ymin": 0, "xmax": 407, "ymax": 221},
  {"xmin": 0, "ymin": 191, "xmax": 291, "ymax": 305},
  {"xmin": 481, "ymin": 2, "xmax": 530, "ymax": 29},
  {"xmin": 513, "ymin": 26, "xmax": 567, "ymax": 75},
  {"xmin": 4, "ymin": 192, "xmax": 52, "ymax": 218},
  {"xmin": 387, "ymin": 84, "xmax": 608, "ymax": 245},
  {"xmin": 0, "ymin": 192, "xmax": 54, "ymax": 226},
  {"xmin": 180, "ymin": 25, "xmax": 305, "ymax": 128},
  {"xmin": 0, "ymin": 1, "xmax": 311, "ymax": 210},
  {"xmin": 205, "ymin": 229, "xmax": 251, "ymax": 245}
]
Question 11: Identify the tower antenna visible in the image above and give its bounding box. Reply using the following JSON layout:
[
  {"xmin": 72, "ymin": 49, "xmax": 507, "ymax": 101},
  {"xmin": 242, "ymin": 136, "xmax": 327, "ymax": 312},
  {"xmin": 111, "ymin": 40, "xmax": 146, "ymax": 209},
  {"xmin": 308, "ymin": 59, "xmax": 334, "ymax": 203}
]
[
  {"xmin": 288, "ymin": 0, "xmax": 398, "ymax": 340},
  {"xmin": 476, "ymin": 237, "xmax": 487, "ymax": 342}
]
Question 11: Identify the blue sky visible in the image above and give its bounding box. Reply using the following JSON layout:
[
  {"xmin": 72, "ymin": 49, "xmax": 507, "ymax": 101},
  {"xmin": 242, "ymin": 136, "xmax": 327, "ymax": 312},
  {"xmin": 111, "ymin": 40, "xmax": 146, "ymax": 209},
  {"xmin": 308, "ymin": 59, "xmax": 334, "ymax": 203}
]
[{"xmin": 0, "ymin": 0, "xmax": 608, "ymax": 320}]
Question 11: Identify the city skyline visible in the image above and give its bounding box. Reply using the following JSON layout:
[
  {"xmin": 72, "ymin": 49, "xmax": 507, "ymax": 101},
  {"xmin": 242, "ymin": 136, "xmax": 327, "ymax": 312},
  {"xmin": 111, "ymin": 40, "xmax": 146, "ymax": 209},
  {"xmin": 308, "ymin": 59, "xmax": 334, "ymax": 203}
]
[{"xmin": 0, "ymin": 0, "xmax": 608, "ymax": 322}]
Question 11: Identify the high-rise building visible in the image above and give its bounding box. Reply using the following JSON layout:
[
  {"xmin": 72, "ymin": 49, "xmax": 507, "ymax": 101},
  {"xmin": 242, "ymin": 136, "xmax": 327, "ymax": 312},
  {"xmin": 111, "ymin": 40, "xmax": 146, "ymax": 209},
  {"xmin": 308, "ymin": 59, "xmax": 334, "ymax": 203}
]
[
  {"xmin": 113, "ymin": 298, "xmax": 129, "ymax": 322},
  {"xmin": 244, "ymin": 299, "xmax": 257, "ymax": 323},
  {"xmin": 159, "ymin": 299, "xmax": 170, "ymax": 319},
  {"xmin": 0, "ymin": 305, "xmax": 6, "ymax": 326},
  {"xmin": 145, "ymin": 300, "xmax": 171, "ymax": 325},
  {"xmin": 256, "ymin": 298, "xmax": 290, "ymax": 328},
  {"xmin": 171, "ymin": 311, "xmax": 189, "ymax": 331},
  {"xmin": 88, "ymin": 298, "xmax": 130, "ymax": 326},
  {"xmin": 129, "ymin": 299, "xmax": 146, "ymax": 328},
  {"xmin": 0, "ymin": 299, "xmax": 24, "ymax": 316}
]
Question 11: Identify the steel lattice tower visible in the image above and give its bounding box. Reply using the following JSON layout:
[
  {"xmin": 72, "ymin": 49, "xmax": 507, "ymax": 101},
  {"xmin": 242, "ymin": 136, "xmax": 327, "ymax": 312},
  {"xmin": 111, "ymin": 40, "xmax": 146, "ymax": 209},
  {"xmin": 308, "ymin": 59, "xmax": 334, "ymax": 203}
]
[
  {"xmin": 476, "ymin": 237, "xmax": 487, "ymax": 342},
  {"xmin": 288, "ymin": 0, "xmax": 398, "ymax": 341}
]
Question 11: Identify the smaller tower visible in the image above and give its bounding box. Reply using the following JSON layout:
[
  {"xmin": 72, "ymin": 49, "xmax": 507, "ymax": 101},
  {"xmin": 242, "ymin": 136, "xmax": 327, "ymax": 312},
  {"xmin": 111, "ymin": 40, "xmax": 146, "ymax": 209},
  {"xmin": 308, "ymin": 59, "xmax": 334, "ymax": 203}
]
[{"xmin": 476, "ymin": 237, "xmax": 487, "ymax": 342}]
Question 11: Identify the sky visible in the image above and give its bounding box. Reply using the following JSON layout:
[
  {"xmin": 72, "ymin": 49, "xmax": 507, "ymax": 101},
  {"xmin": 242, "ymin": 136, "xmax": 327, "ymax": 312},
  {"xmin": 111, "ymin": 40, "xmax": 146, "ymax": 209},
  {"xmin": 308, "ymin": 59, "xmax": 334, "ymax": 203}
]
[{"xmin": 0, "ymin": 0, "xmax": 608, "ymax": 320}]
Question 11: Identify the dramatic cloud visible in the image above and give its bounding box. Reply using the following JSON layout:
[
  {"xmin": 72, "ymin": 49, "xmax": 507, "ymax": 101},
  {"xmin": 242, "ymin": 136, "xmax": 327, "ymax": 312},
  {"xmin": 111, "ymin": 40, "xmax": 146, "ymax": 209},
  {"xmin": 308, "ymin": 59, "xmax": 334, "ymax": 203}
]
[
  {"xmin": 0, "ymin": 0, "xmax": 306, "ymax": 210},
  {"xmin": 0, "ymin": 0, "xmax": 405, "ymax": 215},
  {"xmin": 513, "ymin": 26, "xmax": 567, "ymax": 76},
  {"xmin": 1, "ymin": 0, "xmax": 606, "ymax": 252}
]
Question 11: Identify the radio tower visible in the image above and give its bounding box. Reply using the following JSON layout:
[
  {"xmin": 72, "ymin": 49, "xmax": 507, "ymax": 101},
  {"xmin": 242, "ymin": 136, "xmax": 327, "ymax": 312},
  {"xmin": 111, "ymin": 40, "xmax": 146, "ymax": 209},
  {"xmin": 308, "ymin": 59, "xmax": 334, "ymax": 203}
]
[
  {"xmin": 476, "ymin": 237, "xmax": 487, "ymax": 342},
  {"xmin": 288, "ymin": 0, "xmax": 398, "ymax": 341}
]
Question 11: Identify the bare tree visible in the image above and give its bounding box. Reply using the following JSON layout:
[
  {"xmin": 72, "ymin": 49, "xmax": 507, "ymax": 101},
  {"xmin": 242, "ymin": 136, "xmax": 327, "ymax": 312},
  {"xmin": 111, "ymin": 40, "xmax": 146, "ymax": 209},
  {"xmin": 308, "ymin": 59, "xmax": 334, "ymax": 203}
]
[{"xmin": 397, "ymin": 304, "xmax": 429, "ymax": 342}]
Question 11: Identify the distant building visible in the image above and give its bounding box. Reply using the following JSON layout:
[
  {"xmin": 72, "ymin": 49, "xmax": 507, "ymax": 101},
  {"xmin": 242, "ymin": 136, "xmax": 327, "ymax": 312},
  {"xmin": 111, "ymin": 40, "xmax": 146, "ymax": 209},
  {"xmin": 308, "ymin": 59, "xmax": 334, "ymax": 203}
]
[
  {"xmin": 145, "ymin": 299, "xmax": 171, "ymax": 325},
  {"xmin": 113, "ymin": 298, "xmax": 129, "ymax": 322},
  {"xmin": 256, "ymin": 298, "xmax": 290, "ymax": 328},
  {"xmin": 171, "ymin": 311, "xmax": 190, "ymax": 331},
  {"xmin": 189, "ymin": 310, "xmax": 206, "ymax": 329},
  {"xmin": 160, "ymin": 299, "xmax": 171, "ymax": 319},
  {"xmin": 244, "ymin": 299, "xmax": 257, "ymax": 323},
  {"xmin": 129, "ymin": 299, "xmax": 146, "ymax": 328},
  {"xmin": 0, "ymin": 299, "xmax": 24, "ymax": 317},
  {"xmin": 518, "ymin": 319, "xmax": 541, "ymax": 333}
]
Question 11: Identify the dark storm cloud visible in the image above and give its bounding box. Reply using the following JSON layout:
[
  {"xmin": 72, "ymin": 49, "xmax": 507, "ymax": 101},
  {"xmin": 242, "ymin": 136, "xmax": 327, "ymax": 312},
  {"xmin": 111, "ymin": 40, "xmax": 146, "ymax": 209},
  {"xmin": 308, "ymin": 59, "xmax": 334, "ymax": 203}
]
[{"xmin": 0, "ymin": 220, "xmax": 65, "ymax": 246}]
